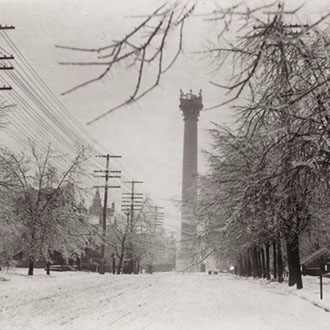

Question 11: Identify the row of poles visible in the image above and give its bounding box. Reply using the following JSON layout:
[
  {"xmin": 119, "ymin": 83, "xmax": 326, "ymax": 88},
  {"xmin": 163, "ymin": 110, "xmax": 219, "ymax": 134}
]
[{"xmin": 94, "ymin": 154, "xmax": 164, "ymax": 275}]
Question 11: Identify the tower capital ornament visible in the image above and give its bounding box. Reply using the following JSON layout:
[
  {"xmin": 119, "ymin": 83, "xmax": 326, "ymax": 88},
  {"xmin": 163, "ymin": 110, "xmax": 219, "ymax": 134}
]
[{"xmin": 179, "ymin": 89, "xmax": 203, "ymax": 121}]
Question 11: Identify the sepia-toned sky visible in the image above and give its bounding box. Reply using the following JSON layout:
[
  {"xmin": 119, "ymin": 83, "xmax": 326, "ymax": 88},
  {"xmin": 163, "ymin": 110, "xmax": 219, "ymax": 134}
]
[{"xmin": 0, "ymin": 0, "xmax": 329, "ymax": 234}]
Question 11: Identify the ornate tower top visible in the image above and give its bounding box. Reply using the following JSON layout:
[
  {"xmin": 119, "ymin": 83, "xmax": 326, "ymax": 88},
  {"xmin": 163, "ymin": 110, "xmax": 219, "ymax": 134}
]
[
  {"xmin": 89, "ymin": 188, "xmax": 102, "ymax": 216},
  {"xmin": 179, "ymin": 89, "xmax": 203, "ymax": 121}
]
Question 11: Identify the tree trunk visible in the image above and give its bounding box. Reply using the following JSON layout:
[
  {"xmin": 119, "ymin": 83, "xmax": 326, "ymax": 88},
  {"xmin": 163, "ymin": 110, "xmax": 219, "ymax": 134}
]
[
  {"xmin": 247, "ymin": 253, "xmax": 252, "ymax": 277},
  {"xmin": 286, "ymin": 235, "xmax": 303, "ymax": 289},
  {"xmin": 245, "ymin": 253, "xmax": 252, "ymax": 277},
  {"xmin": 295, "ymin": 241, "xmax": 303, "ymax": 289},
  {"xmin": 136, "ymin": 260, "xmax": 140, "ymax": 274},
  {"xmin": 277, "ymin": 239, "xmax": 284, "ymax": 283},
  {"xmin": 117, "ymin": 240, "xmax": 126, "ymax": 275},
  {"xmin": 261, "ymin": 247, "xmax": 266, "ymax": 278},
  {"xmin": 286, "ymin": 239, "xmax": 295, "ymax": 286},
  {"xmin": 242, "ymin": 255, "xmax": 247, "ymax": 276},
  {"xmin": 241, "ymin": 256, "xmax": 245, "ymax": 276},
  {"xmin": 241, "ymin": 255, "xmax": 245, "ymax": 276},
  {"xmin": 250, "ymin": 249, "xmax": 255, "ymax": 277},
  {"xmin": 265, "ymin": 242, "xmax": 270, "ymax": 280},
  {"xmin": 256, "ymin": 247, "xmax": 262, "ymax": 277},
  {"xmin": 28, "ymin": 257, "xmax": 34, "ymax": 276},
  {"xmin": 112, "ymin": 256, "xmax": 116, "ymax": 275},
  {"xmin": 117, "ymin": 252, "xmax": 124, "ymax": 274},
  {"xmin": 46, "ymin": 262, "xmax": 50, "ymax": 275},
  {"xmin": 236, "ymin": 257, "xmax": 241, "ymax": 276},
  {"xmin": 273, "ymin": 240, "xmax": 277, "ymax": 279},
  {"xmin": 251, "ymin": 247, "xmax": 258, "ymax": 278},
  {"xmin": 77, "ymin": 256, "xmax": 81, "ymax": 271}
]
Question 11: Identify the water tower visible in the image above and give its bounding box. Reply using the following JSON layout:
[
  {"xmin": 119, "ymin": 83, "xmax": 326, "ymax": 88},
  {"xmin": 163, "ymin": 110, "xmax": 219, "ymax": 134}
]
[{"xmin": 177, "ymin": 89, "xmax": 203, "ymax": 271}]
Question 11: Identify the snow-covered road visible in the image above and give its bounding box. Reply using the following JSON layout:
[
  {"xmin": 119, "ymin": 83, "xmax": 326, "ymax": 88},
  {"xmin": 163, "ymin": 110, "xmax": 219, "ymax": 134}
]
[{"xmin": 1, "ymin": 270, "xmax": 330, "ymax": 330}]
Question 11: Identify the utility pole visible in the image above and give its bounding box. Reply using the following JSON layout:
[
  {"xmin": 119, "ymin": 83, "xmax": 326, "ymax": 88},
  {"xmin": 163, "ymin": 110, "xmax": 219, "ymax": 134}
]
[
  {"xmin": 0, "ymin": 24, "xmax": 14, "ymax": 91},
  {"xmin": 122, "ymin": 180, "xmax": 143, "ymax": 274},
  {"xmin": 94, "ymin": 154, "xmax": 121, "ymax": 275},
  {"xmin": 121, "ymin": 192, "xmax": 144, "ymax": 225},
  {"xmin": 154, "ymin": 206, "xmax": 164, "ymax": 233},
  {"xmin": 144, "ymin": 205, "xmax": 164, "ymax": 274},
  {"xmin": 148, "ymin": 205, "xmax": 164, "ymax": 233}
]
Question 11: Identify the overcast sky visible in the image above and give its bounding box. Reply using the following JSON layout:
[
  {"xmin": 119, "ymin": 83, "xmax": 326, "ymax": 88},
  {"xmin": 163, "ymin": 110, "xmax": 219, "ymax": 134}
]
[{"xmin": 1, "ymin": 0, "xmax": 329, "ymax": 234}]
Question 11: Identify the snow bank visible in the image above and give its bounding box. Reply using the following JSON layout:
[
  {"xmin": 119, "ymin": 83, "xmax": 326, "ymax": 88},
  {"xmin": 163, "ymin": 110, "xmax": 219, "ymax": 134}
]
[{"xmin": 261, "ymin": 274, "xmax": 330, "ymax": 312}]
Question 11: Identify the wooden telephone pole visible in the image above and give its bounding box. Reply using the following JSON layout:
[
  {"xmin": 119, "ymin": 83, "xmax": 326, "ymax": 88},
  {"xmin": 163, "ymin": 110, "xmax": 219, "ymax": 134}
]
[
  {"xmin": 94, "ymin": 154, "xmax": 121, "ymax": 275},
  {"xmin": 122, "ymin": 180, "xmax": 143, "ymax": 274},
  {"xmin": 0, "ymin": 24, "xmax": 14, "ymax": 91},
  {"xmin": 147, "ymin": 205, "xmax": 164, "ymax": 233}
]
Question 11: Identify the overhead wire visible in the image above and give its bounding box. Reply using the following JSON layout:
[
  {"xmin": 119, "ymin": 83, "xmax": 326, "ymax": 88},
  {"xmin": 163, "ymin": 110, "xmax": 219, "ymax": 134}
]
[
  {"xmin": 0, "ymin": 30, "xmax": 145, "ymax": 203},
  {"xmin": 2, "ymin": 31, "xmax": 140, "ymax": 184},
  {"xmin": 1, "ymin": 32, "xmax": 139, "ymax": 192}
]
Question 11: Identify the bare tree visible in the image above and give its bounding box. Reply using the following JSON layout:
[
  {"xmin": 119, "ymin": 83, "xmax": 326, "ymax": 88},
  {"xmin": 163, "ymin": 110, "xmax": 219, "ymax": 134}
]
[
  {"xmin": 0, "ymin": 143, "xmax": 92, "ymax": 275},
  {"xmin": 56, "ymin": 2, "xmax": 195, "ymax": 124}
]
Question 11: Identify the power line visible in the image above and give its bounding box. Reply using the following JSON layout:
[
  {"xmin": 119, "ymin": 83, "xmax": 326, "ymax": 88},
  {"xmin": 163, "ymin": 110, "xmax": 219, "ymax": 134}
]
[
  {"xmin": 0, "ymin": 28, "xmax": 150, "ymax": 211},
  {"xmin": 1, "ymin": 30, "xmax": 139, "ymax": 186}
]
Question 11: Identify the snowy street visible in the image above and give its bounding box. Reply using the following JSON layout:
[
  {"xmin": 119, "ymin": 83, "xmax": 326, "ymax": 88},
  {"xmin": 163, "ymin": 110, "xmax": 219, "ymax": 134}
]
[{"xmin": 1, "ymin": 270, "xmax": 330, "ymax": 330}]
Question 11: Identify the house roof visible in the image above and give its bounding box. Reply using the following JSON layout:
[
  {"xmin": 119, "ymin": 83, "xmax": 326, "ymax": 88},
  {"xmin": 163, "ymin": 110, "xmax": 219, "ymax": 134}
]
[{"xmin": 301, "ymin": 246, "xmax": 330, "ymax": 265}]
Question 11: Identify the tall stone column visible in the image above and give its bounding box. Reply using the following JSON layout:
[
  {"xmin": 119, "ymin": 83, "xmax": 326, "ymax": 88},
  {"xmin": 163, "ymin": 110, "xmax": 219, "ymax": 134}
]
[{"xmin": 177, "ymin": 89, "xmax": 203, "ymax": 271}]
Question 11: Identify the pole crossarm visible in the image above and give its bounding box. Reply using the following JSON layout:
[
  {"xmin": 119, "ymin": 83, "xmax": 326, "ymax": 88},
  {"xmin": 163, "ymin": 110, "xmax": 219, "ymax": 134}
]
[
  {"xmin": 94, "ymin": 175, "xmax": 121, "ymax": 179},
  {"xmin": 122, "ymin": 193, "xmax": 144, "ymax": 195},
  {"xmin": 0, "ymin": 65, "xmax": 14, "ymax": 70},
  {"xmin": 96, "ymin": 155, "xmax": 121, "ymax": 158},
  {"xmin": 93, "ymin": 185, "xmax": 121, "ymax": 189},
  {"xmin": 0, "ymin": 86, "xmax": 12, "ymax": 90},
  {"xmin": 122, "ymin": 196, "xmax": 143, "ymax": 199},
  {"xmin": 0, "ymin": 25, "xmax": 15, "ymax": 30},
  {"xmin": 0, "ymin": 55, "xmax": 14, "ymax": 60},
  {"xmin": 122, "ymin": 197, "xmax": 144, "ymax": 201}
]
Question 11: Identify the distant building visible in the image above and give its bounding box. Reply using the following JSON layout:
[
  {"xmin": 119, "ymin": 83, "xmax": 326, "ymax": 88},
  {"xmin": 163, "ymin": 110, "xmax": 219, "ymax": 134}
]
[
  {"xmin": 88, "ymin": 188, "xmax": 115, "ymax": 225},
  {"xmin": 81, "ymin": 189, "xmax": 116, "ymax": 272}
]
